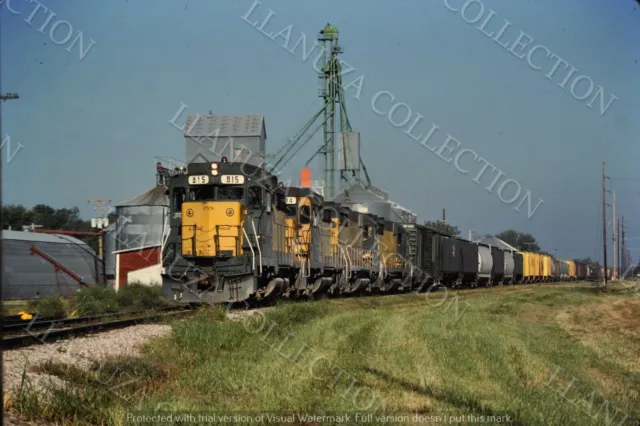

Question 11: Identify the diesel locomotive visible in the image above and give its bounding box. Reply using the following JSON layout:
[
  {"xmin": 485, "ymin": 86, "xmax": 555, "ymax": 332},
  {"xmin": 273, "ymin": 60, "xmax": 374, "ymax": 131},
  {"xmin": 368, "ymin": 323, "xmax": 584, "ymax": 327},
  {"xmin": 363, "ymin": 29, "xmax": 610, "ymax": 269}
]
[{"xmin": 160, "ymin": 156, "xmax": 589, "ymax": 305}]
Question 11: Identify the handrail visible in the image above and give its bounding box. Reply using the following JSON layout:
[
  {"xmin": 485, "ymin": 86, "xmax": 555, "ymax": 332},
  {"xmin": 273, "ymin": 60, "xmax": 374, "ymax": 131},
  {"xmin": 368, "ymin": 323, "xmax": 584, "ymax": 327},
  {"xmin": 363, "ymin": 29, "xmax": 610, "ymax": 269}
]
[
  {"xmin": 241, "ymin": 227, "xmax": 256, "ymax": 272},
  {"xmin": 340, "ymin": 245, "xmax": 349, "ymax": 279},
  {"xmin": 251, "ymin": 220, "xmax": 263, "ymax": 274},
  {"xmin": 345, "ymin": 246, "xmax": 352, "ymax": 277}
]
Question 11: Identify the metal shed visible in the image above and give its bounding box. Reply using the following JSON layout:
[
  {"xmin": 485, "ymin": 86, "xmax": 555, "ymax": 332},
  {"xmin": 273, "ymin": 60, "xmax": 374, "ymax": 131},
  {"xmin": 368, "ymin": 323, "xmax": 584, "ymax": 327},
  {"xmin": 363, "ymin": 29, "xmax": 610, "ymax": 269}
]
[
  {"xmin": 184, "ymin": 114, "xmax": 266, "ymax": 167},
  {"xmin": 2, "ymin": 230, "xmax": 100, "ymax": 300}
]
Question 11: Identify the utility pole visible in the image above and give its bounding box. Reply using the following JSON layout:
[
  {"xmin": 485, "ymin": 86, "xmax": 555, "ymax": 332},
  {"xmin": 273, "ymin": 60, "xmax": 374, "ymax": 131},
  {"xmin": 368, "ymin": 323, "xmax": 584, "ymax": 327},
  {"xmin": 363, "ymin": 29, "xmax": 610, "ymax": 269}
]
[
  {"xmin": 618, "ymin": 217, "xmax": 622, "ymax": 277},
  {"xmin": 602, "ymin": 162, "xmax": 608, "ymax": 286},
  {"xmin": 621, "ymin": 216, "xmax": 625, "ymax": 278},
  {"xmin": 442, "ymin": 208, "xmax": 446, "ymax": 225},
  {"xmin": 88, "ymin": 198, "xmax": 112, "ymax": 261},
  {"xmin": 612, "ymin": 191, "xmax": 617, "ymax": 280}
]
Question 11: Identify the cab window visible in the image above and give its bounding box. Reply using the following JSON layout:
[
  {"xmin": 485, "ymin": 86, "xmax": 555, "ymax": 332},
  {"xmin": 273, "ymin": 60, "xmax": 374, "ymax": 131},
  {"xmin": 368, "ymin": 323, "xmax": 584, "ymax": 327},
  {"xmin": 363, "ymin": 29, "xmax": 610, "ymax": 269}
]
[
  {"xmin": 172, "ymin": 187, "xmax": 186, "ymax": 211},
  {"xmin": 217, "ymin": 186, "xmax": 244, "ymax": 200},
  {"xmin": 189, "ymin": 186, "xmax": 214, "ymax": 201},
  {"xmin": 248, "ymin": 187, "xmax": 262, "ymax": 209},
  {"xmin": 299, "ymin": 205, "xmax": 312, "ymax": 225}
]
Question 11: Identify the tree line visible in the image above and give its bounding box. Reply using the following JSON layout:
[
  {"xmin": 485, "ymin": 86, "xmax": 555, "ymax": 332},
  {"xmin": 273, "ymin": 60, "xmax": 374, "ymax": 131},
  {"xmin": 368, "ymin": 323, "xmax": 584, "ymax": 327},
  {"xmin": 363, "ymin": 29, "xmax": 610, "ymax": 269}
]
[{"xmin": 2, "ymin": 204, "xmax": 116, "ymax": 254}]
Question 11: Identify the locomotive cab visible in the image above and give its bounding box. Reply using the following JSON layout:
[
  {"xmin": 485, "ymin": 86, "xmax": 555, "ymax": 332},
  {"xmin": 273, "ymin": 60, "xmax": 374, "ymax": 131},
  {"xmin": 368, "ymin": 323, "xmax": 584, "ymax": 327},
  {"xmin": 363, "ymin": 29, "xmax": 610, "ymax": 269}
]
[
  {"xmin": 177, "ymin": 159, "xmax": 276, "ymax": 260},
  {"xmin": 180, "ymin": 160, "xmax": 251, "ymax": 258}
]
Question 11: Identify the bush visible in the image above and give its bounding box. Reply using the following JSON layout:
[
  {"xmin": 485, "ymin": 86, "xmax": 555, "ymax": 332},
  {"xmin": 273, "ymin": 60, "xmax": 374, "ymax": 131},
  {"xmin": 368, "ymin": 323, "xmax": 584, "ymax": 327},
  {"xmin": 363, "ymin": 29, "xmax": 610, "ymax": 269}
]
[
  {"xmin": 26, "ymin": 296, "xmax": 67, "ymax": 319},
  {"xmin": 70, "ymin": 286, "xmax": 120, "ymax": 316},
  {"xmin": 116, "ymin": 283, "xmax": 169, "ymax": 311}
]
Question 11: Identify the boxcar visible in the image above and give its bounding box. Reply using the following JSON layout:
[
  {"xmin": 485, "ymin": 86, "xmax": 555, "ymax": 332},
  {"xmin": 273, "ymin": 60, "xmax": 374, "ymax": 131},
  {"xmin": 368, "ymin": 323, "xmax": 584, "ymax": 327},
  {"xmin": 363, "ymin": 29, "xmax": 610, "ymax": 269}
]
[
  {"xmin": 575, "ymin": 261, "xmax": 587, "ymax": 281},
  {"xmin": 542, "ymin": 255, "xmax": 552, "ymax": 282},
  {"xmin": 551, "ymin": 258, "xmax": 560, "ymax": 282},
  {"xmin": 519, "ymin": 252, "xmax": 533, "ymax": 283},
  {"xmin": 564, "ymin": 260, "xmax": 576, "ymax": 281},
  {"xmin": 403, "ymin": 224, "xmax": 447, "ymax": 289}
]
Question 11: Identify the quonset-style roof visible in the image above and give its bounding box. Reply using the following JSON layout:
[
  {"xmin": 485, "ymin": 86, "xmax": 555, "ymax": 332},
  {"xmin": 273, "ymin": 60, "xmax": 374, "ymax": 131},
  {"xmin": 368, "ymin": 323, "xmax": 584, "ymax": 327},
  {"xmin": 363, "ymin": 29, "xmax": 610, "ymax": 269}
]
[
  {"xmin": 117, "ymin": 185, "xmax": 169, "ymax": 207},
  {"xmin": 185, "ymin": 114, "xmax": 266, "ymax": 139},
  {"xmin": 479, "ymin": 236, "xmax": 518, "ymax": 252},
  {"xmin": 332, "ymin": 182, "xmax": 387, "ymax": 204},
  {"xmin": 2, "ymin": 230, "xmax": 89, "ymax": 245},
  {"xmin": 332, "ymin": 182, "xmax": 417, "ymax": 223},
  {"xmin": 3, "ymin": 230, "xmax": 99, "ymax": 299}
]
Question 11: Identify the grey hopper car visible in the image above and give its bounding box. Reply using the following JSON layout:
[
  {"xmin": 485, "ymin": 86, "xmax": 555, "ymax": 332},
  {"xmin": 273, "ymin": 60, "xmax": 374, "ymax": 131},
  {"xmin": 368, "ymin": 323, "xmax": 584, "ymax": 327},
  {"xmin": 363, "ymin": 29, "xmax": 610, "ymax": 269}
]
[
  {"xmin": 477, "ymin": 244, "xmax": 493, "ymax": 286},
  {"xmin": 504, "ymin": 251, "xmax": 515, "ymax": 284},
  {"xmin": 490, "ymin": 247, "xmax": 515, "ymax": 285}
]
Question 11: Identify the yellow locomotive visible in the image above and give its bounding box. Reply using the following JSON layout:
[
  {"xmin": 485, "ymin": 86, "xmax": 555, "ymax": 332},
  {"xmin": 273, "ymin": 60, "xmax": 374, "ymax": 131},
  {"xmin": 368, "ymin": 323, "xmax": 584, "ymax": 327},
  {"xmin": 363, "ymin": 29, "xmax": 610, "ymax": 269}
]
[{"xmin": 161, "ymin": 159, "xmax": 410, "ymax": 304}]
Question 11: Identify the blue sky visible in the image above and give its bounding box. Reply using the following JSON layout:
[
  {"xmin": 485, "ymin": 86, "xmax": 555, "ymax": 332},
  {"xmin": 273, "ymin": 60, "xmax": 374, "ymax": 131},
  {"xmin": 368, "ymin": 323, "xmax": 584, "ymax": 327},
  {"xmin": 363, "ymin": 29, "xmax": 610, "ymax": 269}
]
[{"xmin": 2, "ymin": 0, "xmax": 638, "ymax": 263}]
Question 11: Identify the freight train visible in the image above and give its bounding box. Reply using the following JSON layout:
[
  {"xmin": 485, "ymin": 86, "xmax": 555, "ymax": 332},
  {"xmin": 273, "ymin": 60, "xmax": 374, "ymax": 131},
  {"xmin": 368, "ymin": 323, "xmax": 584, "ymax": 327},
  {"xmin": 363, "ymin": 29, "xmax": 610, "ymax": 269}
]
[{"xmin": 160, "ymin": 158, "xmax": 592, "ymax": 304}]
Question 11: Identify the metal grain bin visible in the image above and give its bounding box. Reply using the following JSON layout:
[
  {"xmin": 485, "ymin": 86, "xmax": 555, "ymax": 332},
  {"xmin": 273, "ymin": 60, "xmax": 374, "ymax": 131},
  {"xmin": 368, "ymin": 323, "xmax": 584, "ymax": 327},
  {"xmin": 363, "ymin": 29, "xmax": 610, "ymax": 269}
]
[
  {"xmin": 103, "ymin": 223, "xmax": 116, "ymax": 278},
  {"xmin": 115, "ymin": 185, "xmax": 169, "ymax": 253}
]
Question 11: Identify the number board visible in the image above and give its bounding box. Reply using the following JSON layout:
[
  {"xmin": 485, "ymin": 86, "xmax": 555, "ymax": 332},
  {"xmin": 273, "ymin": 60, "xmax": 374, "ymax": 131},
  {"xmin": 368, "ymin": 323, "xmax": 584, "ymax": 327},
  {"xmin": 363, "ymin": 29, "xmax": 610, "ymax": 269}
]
[
  {"xmin": 220, "ymin": 175, "xmax": 245, "ymax": 185},
  {"xmin": 188, "ymin": 175, "xmax": 210, "ymax": 185},
  {"xmin": 285, "ymin": 197, "xmax": 297, "ymax": 205}
]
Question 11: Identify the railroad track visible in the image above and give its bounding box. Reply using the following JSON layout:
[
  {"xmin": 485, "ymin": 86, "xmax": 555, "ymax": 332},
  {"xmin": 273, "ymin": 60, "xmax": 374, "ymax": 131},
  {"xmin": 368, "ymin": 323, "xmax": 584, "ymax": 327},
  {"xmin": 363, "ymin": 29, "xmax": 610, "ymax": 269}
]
[{"xmin": 1, "ymin": 306, "xmax": 194, "ymax": 350}]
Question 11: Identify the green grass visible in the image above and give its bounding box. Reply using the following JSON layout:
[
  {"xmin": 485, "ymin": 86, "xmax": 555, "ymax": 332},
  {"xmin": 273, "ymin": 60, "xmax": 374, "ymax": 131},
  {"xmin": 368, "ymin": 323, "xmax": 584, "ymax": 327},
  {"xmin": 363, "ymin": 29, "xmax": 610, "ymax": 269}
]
[{"xmin": 8, "ymin": 282, "xmax": 640, "ymax": 426}]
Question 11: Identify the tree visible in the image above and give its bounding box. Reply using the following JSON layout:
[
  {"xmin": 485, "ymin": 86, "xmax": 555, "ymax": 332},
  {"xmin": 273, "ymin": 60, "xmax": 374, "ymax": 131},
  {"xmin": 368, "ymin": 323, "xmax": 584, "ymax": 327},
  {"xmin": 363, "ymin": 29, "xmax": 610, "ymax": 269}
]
[
  {"xmin": 424, "ymin": 220, "xmax": 460, "ymax": 237},
  {"xmin": 2, "ymin": 204, "xmax": 100, "ymax": 252},
  {"xmin": 495, "ymin": 229, "xmax": 541, "ymax": 252},
  {"xmin": 574, "ymin": 257, "xmax": 600, "ymax": 269}
]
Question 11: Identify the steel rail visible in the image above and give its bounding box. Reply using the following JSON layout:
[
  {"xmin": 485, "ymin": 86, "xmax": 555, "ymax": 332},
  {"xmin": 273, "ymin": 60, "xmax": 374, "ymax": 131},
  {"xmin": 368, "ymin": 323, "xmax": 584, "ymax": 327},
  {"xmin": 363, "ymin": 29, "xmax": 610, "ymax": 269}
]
[{"xmin": 1, "ymin": 308, "xmax": 194, "ymax": 350}]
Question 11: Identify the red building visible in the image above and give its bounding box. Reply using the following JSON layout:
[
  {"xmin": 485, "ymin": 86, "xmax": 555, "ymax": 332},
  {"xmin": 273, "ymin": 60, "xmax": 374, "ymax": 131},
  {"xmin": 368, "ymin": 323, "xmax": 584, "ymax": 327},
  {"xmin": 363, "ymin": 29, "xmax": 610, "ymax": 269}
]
[{"xmin": 113, "ymin": 184, "xmax": 169, "ymax": 290}]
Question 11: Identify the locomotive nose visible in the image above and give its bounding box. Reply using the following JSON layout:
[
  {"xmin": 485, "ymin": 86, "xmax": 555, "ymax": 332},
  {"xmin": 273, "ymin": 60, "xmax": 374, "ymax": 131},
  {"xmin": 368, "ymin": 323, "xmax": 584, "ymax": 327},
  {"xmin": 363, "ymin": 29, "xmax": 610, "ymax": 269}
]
[{"xmin": 181, "ymin": 201, "xmax": 245, "ymax": 257}]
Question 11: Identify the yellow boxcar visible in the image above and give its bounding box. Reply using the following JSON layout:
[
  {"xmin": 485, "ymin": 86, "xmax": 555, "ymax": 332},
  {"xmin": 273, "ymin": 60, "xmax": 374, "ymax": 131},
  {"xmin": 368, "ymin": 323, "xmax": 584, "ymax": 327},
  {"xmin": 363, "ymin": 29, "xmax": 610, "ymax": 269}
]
[
  {"xmin": 519, "ymin": 251, "xmax": 534, "ymax": 283},
  {"xmin": 530, "ymin": 253, "xmax": 537, "ymax": 282},
  {"xmin": 564, "ymin": 260, "xmax": 576, "ymax": 280},
  {"xmin": 542, "ymin": 255, "xmax": 552, "ymax": 282}
]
